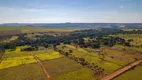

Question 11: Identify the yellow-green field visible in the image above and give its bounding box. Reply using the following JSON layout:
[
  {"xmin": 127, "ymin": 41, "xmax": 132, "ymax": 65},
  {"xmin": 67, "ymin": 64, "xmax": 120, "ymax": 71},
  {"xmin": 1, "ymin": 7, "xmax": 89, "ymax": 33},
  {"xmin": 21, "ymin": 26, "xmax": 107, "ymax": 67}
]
[
  {"xmin": 115, "ymin": 63, "xmax": 142, "ymax": 80},
  {"xmin": 0, "ymin": 56, "xmax": 37, "ymax": 69},
  {"xmin": 0, "ymin": 26, "xmax": 80, "ymax": 33},
  {"xmin": 42, "ymin": 57, "xmax": 96, "ymax": 80},
  {"xmin": 57, "ymin": 44, "xmax": 142, "ymax": 73},
  {"xmin": 2, "ymin": 36, "xmax": 18, "ymax": 42},
  {"xmin": 0, "ymin": 63, "xmax": 47, "ymax": 80},
  {"xmin": 0, "ymin": 46, "xmax": 63, "ymax": 69},
  {"xmin": 9, "ymin": 36, "xmax": 18, "ymax": 41}
]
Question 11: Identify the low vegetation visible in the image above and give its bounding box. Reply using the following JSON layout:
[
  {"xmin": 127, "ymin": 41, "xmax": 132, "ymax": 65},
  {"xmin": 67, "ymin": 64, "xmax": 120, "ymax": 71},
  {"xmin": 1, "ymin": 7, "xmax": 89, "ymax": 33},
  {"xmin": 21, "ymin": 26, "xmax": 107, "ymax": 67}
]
[{"xmin": 0, "ymin": 27, "xmax": 142, "ymax": 80}]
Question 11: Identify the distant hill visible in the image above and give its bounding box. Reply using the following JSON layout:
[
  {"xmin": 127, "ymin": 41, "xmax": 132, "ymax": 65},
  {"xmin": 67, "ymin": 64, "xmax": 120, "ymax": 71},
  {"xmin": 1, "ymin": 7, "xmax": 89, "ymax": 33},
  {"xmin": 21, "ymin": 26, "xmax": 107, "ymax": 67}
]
[{"xmin": 0, "ymin": 23, "xmax": 142, "ymax": 28}]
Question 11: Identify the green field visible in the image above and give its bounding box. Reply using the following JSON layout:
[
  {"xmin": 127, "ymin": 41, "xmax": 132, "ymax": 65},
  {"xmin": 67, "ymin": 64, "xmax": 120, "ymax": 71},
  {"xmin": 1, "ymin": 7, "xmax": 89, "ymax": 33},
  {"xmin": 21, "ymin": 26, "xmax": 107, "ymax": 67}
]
[
  {"xmin": 0, "ymin": 26, "xmax": 80, "ymax": 33},
  {"xmin": 57, "ymin": 44, "xmax": 142, "ymax": 73},
  {"xmin": 49, "ymin": 68, "xmax": 95, "ymax": 80},
  {"xmin": 0, "ymin": 45, "xmax": 94, "ymax": 80},
  {"xmin": 42, "ymin": 57, "xmax": 96, "ymax": 80},
  {"xmin": 0, "ymin": 46, "xmax": 63, "ymax": 69},
  {"xmin": 0, "ymin": 63, "xmax": 46, "ymax": 80},
  {"xmin": 115, "ymin": 63, "xmax": 142, "ymax": 80},
  {"xmin": 3, "ymin": 36, "xmax": 19, "ymax": 43}
]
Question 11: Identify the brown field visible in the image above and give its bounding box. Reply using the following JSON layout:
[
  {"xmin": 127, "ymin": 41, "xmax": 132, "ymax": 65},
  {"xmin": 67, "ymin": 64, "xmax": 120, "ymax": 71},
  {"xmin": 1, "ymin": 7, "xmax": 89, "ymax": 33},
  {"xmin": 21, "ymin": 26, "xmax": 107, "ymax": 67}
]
[{"xmin": 0, "ymin": 30, "xmax": 22, "ymax": 36}]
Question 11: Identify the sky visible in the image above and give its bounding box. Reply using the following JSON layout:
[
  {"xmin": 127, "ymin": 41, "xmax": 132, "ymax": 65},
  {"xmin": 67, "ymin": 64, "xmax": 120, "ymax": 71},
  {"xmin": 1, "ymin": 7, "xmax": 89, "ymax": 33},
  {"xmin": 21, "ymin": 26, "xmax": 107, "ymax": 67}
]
[{"xmin": 0, "ymin": 0, "xmax": 142, "ymax": 23}]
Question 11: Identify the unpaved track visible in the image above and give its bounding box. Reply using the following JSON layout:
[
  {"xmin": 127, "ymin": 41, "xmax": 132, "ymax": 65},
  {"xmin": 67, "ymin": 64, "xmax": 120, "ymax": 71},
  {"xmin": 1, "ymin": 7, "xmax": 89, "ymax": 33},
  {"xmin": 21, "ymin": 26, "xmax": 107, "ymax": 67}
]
[
  {"xmin": 101, "ymin": 59, "xmax": 142, "ymax": 80},
  {"xmin": 30, "ymin": 53, "xmax": 51, "ymax": 79}
]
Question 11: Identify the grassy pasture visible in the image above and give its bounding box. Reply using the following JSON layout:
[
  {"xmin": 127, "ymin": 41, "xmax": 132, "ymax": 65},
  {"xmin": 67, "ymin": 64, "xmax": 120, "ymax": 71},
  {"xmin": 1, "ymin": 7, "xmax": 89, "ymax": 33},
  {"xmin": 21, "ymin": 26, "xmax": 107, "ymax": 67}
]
[
  {"xmin": 21, "ymin": 27, "xmax": 80, "ymax": 33},
  {"xmin": 115, "ymin": 63, "xmax": 142, "ymax": 80},
  {"xmin": 0, "ymin": 26, "xmax": 80, "ymax": 33},
  {"xmin": 0, "ymin": 27, "xmax": 21, "ymax": 31},
  {"xmin": 58, "ymin": 44, "xmax": 142, "ymax": 73},
  {"xmin": 42, "ymin": 57, "xmax": 96, "ymax": 80},
  {"xmin": 58, "ymin": 44, "xmax": 128, "ymax": 73},
  {"xmin": 49, "ymin": 68, "xmax": 95, "ymax": 80},
  {"xmin": 0, "ymin": 63, "xmax": 46, "ymax": 80}
]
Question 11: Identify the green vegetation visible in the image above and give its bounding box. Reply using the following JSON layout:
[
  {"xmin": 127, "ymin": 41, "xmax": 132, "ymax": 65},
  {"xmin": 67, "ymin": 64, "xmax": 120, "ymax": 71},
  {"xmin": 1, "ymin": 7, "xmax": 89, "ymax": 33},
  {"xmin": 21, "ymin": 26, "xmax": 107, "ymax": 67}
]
[
  {"xmin": 36, "ymin": 52, "xmax": 63, "ymax": 61},
  {"xmin": 0, "ymin": 27, "xmax": 142, "ymax": 80},
  {"xmin": 0, "ymin": 56, "xmax": 37, "ymax": 69},
  {"xmin": 42, "ymin": 57, "xmax": 96, "ymax": 80},
  {"xmin": 115, "ymin": 63, "xmax": 142, "ymax": 80},
  {"xmin": 0, "ymin": 26, "xmax": 80, "ymax": 33},
  {"xmin": 0, "ymin": 46, "xmax": 63, "ymax": 69},
  {"xmin": 9, "ymin": 36, "xmax": 18, "ymax": 41},
  {"xmin": 0, "ymin": 63, "xmax": 46, "ymax": 80},
  {"xmin": 49, "ymin": 68, "xmax": 95, "ymax": 80}
]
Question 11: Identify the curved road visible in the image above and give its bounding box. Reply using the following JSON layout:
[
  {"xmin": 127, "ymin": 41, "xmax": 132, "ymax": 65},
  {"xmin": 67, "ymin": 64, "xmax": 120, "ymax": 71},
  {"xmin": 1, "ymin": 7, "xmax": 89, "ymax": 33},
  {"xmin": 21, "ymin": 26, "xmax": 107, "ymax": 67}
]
[{"xmin": 101, "ymin": 59, "xmax": 142, "ymax": 80}]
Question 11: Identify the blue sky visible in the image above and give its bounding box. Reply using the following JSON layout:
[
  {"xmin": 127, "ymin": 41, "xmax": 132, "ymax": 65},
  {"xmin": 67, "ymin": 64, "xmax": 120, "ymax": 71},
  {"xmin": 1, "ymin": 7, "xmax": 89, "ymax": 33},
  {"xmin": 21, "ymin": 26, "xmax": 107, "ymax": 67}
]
[{"xmin": 0, "ymin": 0, "xmax": 142, "ymax": 23}]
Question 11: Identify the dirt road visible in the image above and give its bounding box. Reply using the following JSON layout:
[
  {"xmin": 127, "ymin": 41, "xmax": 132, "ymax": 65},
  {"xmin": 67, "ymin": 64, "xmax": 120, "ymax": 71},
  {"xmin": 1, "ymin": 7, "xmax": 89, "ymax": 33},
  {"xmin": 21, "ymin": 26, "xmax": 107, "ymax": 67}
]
[
  {"xmin": 29, "ymin": 53, "xmax": 51, "ymax": 79},
  {"xmin": 101, "ymin": 59, "xmax": 142, "ymax": 80}
]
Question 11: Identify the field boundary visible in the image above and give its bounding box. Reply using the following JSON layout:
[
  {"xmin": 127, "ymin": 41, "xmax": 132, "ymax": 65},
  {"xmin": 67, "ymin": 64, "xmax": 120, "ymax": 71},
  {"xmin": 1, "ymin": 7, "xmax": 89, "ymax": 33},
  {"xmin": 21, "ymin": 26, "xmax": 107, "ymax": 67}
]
[{"xmin": 101, "ymin": 59, "xmax": 142, "ymax": 80}]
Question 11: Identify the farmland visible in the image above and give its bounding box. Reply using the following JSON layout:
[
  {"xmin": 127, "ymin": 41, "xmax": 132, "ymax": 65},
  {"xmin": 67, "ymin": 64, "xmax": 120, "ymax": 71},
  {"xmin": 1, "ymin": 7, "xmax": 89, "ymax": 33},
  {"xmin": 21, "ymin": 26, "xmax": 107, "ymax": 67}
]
[
  {"xmin": 0, "ymin": 27, "xmax": 142, "ymax": 80},
  {"xmin": 115, "ymin": 63, "xmax": 142, "ymax": 80},
  {"xmin": 57, "ymin": 44, "xmax": 141, "ymax": 73},
  {"xmin": 0, "ymin": 26, "xmax": 80, "ymax": 34}
]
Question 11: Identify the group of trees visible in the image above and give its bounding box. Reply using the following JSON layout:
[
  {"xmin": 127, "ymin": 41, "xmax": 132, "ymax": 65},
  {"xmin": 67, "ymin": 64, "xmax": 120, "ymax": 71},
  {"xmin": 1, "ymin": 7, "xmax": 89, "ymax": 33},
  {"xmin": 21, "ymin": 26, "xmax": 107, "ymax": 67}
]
[
  {"xmin": 1, "ymin": 28, "xmax": 142, "ymax": 51},
  {"xmin": 56, "ymin": 49, "xmax": 106, "ymax": 76},
  {"xmin": 55, "ymin": 47, "xmax": 106, "ymax": 77}
]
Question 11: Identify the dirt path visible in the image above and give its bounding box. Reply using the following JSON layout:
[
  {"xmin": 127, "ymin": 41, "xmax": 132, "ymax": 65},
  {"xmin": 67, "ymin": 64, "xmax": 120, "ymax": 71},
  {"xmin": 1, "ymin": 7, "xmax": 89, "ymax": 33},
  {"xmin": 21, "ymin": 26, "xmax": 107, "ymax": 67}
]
[
  {"xmin": 101, "ymin": 59, "xmax": 142, "ymax": 80},
  {"xmin": 29, "ymin": 53, "xmax": 51, "ymax": 79}
]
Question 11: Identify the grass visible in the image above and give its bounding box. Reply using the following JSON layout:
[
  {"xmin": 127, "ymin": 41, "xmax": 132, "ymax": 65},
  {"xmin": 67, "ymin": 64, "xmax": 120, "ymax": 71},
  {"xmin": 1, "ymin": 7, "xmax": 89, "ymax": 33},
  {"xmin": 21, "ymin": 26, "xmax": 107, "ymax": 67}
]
[
  {"xmin": 58, "ymin": 44, "xmax": 125, "ymax": 73},
  {"xmin": 58, "ymin": 44, "xmax": 142, "ymax": 73},
  {"xmin": 0, "ymin": 46, "xmax": 63, "ymax": 69},
  {"xmin": 0, "ymin": 63, "xmax": 46, "ymax": 80},
  {"xmin": 2, "ymin": 36, "xmax": 18, "ymax": 42},
  {"xmin": 42, "ymin": 57, "xmax": 96, "ymax": 80},
  {"xmin": 115, "ymin": 63, "xmax": 142, "ymax": 80},
  {"xmin": 0, "ymin": 56, "xmax": 37, "ymax": 69},
  {"xmin": 0, "ymin": 27, "xmax": 21, "ymax": 31},
  {"xmin": 0, "ymin": 26, "xmax": 80, "ymax": 33},
  {"xmin": 49, "ymin": 68, "xmax": 95, "ymax": 80},
  {"xmin": 42, "ymin": 57, "xmax": 84, "ymax": 76},
  {"xmin": 84, "ymin": 55, "xmax": 122, "ymax": 73},
  {"xmin": 36, "ymin": 52, "xmax": 63, "ymax": 61},
  {"xmin": 9, "ymin": 36, "xmax": 18, "ymax": 41}
]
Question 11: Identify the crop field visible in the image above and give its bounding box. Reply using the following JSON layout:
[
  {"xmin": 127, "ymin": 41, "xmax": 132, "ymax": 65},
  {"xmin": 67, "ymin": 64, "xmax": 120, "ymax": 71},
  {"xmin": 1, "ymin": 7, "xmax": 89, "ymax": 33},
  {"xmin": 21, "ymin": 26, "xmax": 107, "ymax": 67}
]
[
  {"xmin": 9, "ymin": 36, "xmax": 18, "ymax": 41},
  {"xmin": 57, "ymin": 44, "xmax": 142, "ymax": 73},
  {"xmin": 0, "ymin": 27, "xmax": 21, "ymax": 31},
  {"xmin": 0, "ymin": 30, "xmax": 21, "ymax": 36},
  {"xmin": 49, "ymin": 68, "xmax": 95, "ymax": 80},
  {"xmin": 42, "ymin": 57, "xmax": 96, "ymax": 80},
  {"xmin": 115, "ymin": 63, "xmax": 142, "ymax": 80},
  {"xmin": 0, "ymin": 46, "xmax": 63, "ymax": 69},
  {"xmin": 3, "ymin": 36, "xmax": 19, "ymax": 42},
  {"xmin": 0, "ymin": 63, "xmax": 46, "ymax": 80},
  {"xmin": 0, "ymin": 26, "xmax": 80, "ymax": 33}
]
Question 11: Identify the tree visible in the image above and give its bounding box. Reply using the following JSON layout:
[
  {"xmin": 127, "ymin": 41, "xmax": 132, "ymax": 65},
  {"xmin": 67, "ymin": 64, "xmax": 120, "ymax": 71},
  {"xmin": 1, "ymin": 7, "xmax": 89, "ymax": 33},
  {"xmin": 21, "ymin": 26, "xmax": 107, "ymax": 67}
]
[
  {"xmin": 44, "ymin": 44, "xmax": 49, "ymax": 50},
  {"xmin": 69, "ymin": 50, "xmax": 73, "ymax": 53}
]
